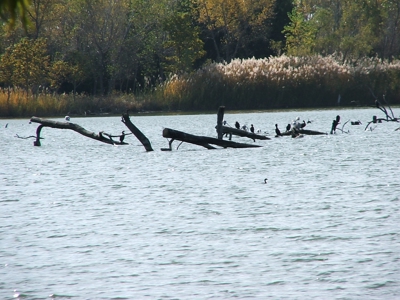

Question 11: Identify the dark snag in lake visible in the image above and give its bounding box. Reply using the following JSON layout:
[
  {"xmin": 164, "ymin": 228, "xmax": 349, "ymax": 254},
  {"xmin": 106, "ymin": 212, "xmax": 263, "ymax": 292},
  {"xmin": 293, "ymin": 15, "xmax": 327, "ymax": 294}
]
[
  {"xmin": 161, "ymin": 106, "xmax": 264, "ymax": 150},
  {"xmin": 29, "ymin": 116, "xmax": 128, "ymax": 146},
  {"xmin": 281, "ymin": 129, "xmax": 327, "ymax": 136},
  {"xmin": 365, "ymin": 91, "xmax": 399, "ymax": 131},
  {"xmin": 216, "ymin": 106, "xmax": 225, "ymax": 140},
  {"xmin": 364, "ymin": 100, "xmax": 399, "ymax": 131},
  {"xmin": 162, "ymin": 128, "xmax": 262, "ymax": 150},
  {"xmin": 220, "ymin": 126, "xmax": 270, "ymax": 141},
  {"xmin": 216, "ymin": 106, "xmax": 270, "ymax": 142},
  {"xmin": 121, "ymin": 112, "xmax": 154, "ymax": 152}
]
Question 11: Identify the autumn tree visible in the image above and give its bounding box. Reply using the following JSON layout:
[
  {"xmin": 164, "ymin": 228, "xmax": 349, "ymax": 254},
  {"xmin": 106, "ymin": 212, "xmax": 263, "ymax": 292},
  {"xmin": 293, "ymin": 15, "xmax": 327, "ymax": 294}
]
[
  {"xmin": 195, "ymin": 0, "xmax": 276, "ymax": 62},
  {"xmin": 2, "ymin": 37, "xmax": 50, "ymax": 97}
]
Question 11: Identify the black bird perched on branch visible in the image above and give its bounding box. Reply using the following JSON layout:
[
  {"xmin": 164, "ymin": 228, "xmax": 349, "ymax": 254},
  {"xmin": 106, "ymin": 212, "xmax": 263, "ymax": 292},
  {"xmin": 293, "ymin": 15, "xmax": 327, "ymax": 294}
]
[
  {"xmin": 286, "ymin": 124, "xmax": 291, "ymax": 132},
  {"xmin": 250, "ymin": 124, "xmax": 254, "ymax": 133},
  {"xmin": 120, "ymin": 131, "xmax": 125, "ymax": 143},
  {"xmin": 275, "ymin": 124, "xmax": 282, "ymax": 136}
]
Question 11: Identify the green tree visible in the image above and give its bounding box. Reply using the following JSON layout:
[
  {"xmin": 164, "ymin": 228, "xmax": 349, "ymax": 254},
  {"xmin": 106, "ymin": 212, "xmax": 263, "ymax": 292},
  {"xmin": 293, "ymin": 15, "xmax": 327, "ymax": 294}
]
[
  {"xmin": 163, "ymin": 2, "xmax": 205, "ymax": 74},
  {"xmin": 50, "ymin": 58, "xmax": 85, "ymax": 99},
  {"xmin": 283, "ymin": 7, "xmax": 317, "ymax": 56},
  {"xmin": 0, "ymin": 0, "xmax": 31, "ymax": 28},
  {"xmin": 0, "ymin": 47, "xmax": 15, "ymax": 102}
]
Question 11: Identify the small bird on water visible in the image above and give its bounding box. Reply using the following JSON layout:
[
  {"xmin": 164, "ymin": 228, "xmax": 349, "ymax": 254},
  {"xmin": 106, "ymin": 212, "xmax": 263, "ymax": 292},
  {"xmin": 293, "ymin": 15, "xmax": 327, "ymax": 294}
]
[{"xmin": 264, "ymin": 178, "xmax": 268, "ymax": 184}]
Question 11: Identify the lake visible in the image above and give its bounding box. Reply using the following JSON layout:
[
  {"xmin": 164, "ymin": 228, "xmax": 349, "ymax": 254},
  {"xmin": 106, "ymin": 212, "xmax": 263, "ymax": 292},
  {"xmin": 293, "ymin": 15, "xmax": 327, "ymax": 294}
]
[{"xmin": 1, "ymin": 108, "xmax": 399, "ymax": 299}]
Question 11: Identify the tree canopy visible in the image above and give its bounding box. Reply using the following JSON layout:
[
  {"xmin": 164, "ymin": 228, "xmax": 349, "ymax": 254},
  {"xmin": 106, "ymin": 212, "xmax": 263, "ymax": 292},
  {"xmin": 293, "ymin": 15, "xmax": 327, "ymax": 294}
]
[{"xmin": 1, "ymin": 0, "xmax": 400, "ymax": 98}]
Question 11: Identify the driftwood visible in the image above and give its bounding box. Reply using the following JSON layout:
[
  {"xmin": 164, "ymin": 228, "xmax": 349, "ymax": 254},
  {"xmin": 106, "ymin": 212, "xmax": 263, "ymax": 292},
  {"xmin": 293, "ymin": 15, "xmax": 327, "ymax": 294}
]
[
  {"xmin": 364, "ymin": 115, "xmax": 399, "ymax": 131},
  {"xmin": 30, "ymin": 116, "xmax": 128, "ymax": 146},
  {"xmin": 216, "ymin": 105, "xmax": 269, "ymax": 141},
  {"xmin": 162, "ymin": 128, "xmax": 262, "ymax": 150},
  {"xmin": 216, "ymin": 106, "xmax": 224, "ymax": 140},
  {"xmin": 121, "ymin": 112, "xmax": 153, "ymax": 151},
  {"xmin": 281, "ymin": 129, "xmax": 327, "ymax": 136},
  {"xmin": 221, "ymin": 126, "xmax": 270, "ymax": 141},
  {"xmin": 15, "ymin": 134, "xmax": 43, "ymax": 140}
]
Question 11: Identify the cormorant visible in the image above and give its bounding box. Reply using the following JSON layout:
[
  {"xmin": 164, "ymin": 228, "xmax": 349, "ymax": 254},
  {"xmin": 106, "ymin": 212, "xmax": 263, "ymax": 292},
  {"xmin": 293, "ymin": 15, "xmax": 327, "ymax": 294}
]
[
  {"xmin": 286, "ymin": 124, "xmax": 291, "ymax": 132},
  {"xmin": 250, "ymin": 124, "xmax": 254, "ymax": 133},
  {"xmin": 120, "ymin": 131, "xmax": 125, "ymax": 143},
  {"xmin": 235, "ymin": 121, "xmax": 240, "ymax": 129},
  {"xmin": 264, "ymin": 178, "xmax": 268, "ymax": 184},
  {"xmin": 275, "ymin": 124, "xmax": 282, "ymax": 136},
  {"xmin": 330, "ymin": 116, "xmax": 340, "ymax": 134},
  {"xmin": 300, "ymin": 120, "xmax": 306, "ymax": 128}
]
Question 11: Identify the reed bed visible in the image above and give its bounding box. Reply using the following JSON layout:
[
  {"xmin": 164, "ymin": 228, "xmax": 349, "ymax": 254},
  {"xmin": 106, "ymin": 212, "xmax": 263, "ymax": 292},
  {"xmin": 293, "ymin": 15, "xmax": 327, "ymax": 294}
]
[
  {"xmin": 0, "ymin": 89, "xmax": 161, "ymax": 118},
  {"xmin": 2, "ymin": 55, "xmax": 400, "ymax": 118},
  {"xmin": 156, "ymin": 55, "xmax": 400, "ymax": 110}
]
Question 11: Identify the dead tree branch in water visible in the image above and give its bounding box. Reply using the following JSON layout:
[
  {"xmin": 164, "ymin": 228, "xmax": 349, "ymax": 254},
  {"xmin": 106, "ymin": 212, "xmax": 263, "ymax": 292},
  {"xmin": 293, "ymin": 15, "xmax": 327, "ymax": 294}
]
[
  {"xmin": 162, "ymin": 128, "xmax": 262, "ymax": 150},
  {"xmin": 15, "ymin": 134, "xmax": 42, "ymax": 140},
  {"xmin": 29, "ymin": 116, "xmax": 128, "ymax": 146},
  {"xmin": 121, "ymin": 112, "xmax": 153, "ymax": 151}
]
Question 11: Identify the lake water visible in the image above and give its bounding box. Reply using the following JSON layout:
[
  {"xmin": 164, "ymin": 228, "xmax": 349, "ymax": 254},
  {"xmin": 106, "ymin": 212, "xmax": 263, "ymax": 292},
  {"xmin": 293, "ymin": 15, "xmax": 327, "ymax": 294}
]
[{"xmin": 1, "ymin": 108, "xmax": 399, "ymax": 299}]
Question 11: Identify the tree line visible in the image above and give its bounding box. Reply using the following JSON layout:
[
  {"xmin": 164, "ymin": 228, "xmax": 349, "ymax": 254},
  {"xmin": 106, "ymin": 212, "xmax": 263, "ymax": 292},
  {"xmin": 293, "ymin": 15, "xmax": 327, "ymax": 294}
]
[{"xmin": 0, "ymin": 0, "xmax": 399, "ymax": 106}]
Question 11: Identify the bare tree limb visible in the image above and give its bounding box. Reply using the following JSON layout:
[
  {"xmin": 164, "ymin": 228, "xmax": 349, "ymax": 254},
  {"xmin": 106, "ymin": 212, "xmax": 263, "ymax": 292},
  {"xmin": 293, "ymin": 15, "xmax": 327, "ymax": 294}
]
[{"xmin": 30, "ymin": 116, "xmax": 128, "ymax": 146}]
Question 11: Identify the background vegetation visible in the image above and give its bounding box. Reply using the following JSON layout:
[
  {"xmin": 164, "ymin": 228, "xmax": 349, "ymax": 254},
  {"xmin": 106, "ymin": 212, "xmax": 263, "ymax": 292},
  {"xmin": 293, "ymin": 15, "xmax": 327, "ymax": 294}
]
[{"xmin": 1, "ymin": 0, "xmax": 400, "ymax": 117}]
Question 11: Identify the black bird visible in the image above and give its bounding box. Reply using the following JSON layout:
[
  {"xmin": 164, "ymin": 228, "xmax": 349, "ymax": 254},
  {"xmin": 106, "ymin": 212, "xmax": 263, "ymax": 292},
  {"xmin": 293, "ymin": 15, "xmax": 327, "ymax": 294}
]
[
  {"xmin": 264, "ymin": 178, "xmax": 268, "ymax": 184},
  {"xmin": 250, "ymin": 124, "xmax": 254, "ymax": 133},
  {"xmin": 286, "ymin": 123, "xmax": 291, "ymax": 132},
  {"xmin": 300, "ymin": 120, "xmax": 306, "ymax": 128},
  {"xmin": 120, "ymin": 131, "xmax": 125, "ymax": 143},
  {"xmin": 275, "ymin": 124, "xmax": 282, "ymax": 136},
  {"xmin": 235, "ymin": 121, "xmax": 240, "ymax": 129}
]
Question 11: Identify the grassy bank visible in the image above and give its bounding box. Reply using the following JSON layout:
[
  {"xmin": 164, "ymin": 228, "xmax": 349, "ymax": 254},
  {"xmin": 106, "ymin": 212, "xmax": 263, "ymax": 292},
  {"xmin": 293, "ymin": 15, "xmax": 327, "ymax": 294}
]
[
  {"xmin": 0, "ymin": 89, "xmax": 163, "ymax": 118},
  {"xmin": 2, "ymin": 55, "xmax": 400, "ymax": 118}
]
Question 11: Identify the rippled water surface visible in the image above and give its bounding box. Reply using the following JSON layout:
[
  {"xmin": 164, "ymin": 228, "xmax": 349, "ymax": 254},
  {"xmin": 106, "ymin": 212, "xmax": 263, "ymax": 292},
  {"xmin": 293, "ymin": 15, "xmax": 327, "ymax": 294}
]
[{"xmin": 1, "ymin": 108, "xmax": 399, "ymax": 299}]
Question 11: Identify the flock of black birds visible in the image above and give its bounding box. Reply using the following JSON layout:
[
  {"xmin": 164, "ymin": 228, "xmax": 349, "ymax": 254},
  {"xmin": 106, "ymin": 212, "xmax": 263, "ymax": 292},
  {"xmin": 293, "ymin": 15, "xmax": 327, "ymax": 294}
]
[
  {"xmin": 234, "ymin": 117, "xmax": 311, "ymax": 138},
  {"xmin": 231, "ymin": 98, "xmax": 399, "ymax": 138}
]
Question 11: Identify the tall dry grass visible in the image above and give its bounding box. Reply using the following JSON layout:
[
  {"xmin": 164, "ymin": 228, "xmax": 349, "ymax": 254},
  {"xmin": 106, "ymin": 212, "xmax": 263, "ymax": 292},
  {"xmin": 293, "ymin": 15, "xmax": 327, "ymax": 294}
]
[
  {"xmin": 155, "ymin": 54, "xmax": 400, "ymax": 110},
  {"xmin": 0, "ymin": 89, "xmax": 162, "ymax": 118}
]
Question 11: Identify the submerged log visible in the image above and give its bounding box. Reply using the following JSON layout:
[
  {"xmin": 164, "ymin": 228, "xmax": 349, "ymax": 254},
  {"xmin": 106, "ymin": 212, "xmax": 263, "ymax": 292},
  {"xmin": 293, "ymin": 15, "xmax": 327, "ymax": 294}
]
[
  {"xmin": 162, "ymin": 128, "xmax": 262, "ymax": 150},
  {"xmin": 221, "ymin": 126, "xmax": 270, "ymax": 141},
  {"xmin": 30, "ymin": 116, "xmax": 128, "ymax": 146},
  {"xmin": 121, "ymin": 112, "xmax": 153, "ymax": 151},
  {"xmin": 281, "ymin": 129, "xmax": 327, "ymax": 136}
]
